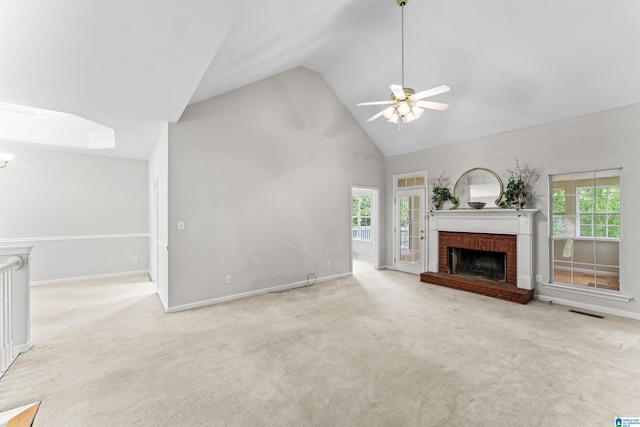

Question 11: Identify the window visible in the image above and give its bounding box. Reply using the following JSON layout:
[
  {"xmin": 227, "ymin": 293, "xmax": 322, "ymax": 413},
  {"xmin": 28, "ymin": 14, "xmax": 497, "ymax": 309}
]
[
  {"xmin": 552, "ymin": 188, "xmax": 566, "ymax": 236},
  {"xmin": 394, "ymin": 171, "xmax": 427, "ymax": 190},
  {"xmin": 352, "ymin": 194, "xmax": 372, "ymax": 241},
  {"xmin": 397, "ymin": 176, "xmax": 425, "ymax": 188},
  {"xmin": 550, "ymin": 169, "xmax": 621, "ymax": 292},
  {"xmin": 576, "ymin": 186, "xmax": 620, "ymax": 238}
]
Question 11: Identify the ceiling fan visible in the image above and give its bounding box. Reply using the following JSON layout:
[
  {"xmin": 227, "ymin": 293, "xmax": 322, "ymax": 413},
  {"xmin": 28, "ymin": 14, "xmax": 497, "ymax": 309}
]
[{"xmin": 357, "ymin": 0, "xmax": 450, "ymax": 124}]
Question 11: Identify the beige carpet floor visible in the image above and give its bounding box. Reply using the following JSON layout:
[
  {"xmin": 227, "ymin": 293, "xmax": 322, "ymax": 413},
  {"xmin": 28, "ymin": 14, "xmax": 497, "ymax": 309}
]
[{"xmin": 0, "ymin": 270, "xmax": 639, "ymax": 426}]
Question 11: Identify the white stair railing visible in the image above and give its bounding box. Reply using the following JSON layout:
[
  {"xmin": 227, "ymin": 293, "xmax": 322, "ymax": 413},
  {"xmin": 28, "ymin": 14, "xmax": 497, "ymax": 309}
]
[
  {"xmin": 0, "ymin": 245, "xmax": 33, "ymax": 379},
  {"xmin": 1, "ymin": 256, "xmax": 23, "ymax": 377}
]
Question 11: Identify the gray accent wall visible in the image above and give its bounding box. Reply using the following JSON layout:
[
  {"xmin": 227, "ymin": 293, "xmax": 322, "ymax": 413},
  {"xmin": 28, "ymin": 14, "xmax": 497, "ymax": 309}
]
[
  {"xmin": 385, "ymin": 104, "xmax": 640, "ymax": 317},
  {"xmin": 167, "ymin": 67, "xmax": 385, "ymax": 309},
  {"xmin": 0, "ymin": 143, "xmax": 149, "ymax": 282}
]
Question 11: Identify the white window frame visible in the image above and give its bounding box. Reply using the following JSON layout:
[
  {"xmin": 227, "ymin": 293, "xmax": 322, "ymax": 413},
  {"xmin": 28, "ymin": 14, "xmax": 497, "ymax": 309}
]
[
  {"xmin": 547, "ymin": 168, "xmax": 626, "ymax": 299},
  {"xmin": 393, "ymin": 171, "xmax": 428, "ymax": 190}
]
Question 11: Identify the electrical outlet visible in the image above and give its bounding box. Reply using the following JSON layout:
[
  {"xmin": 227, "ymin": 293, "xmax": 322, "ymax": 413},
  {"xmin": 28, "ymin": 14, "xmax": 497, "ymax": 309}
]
[
  {"xmin": 536, "ymin": 275, "xmax": 542, "ymax": 283},
  {"xmin": 326, "ymin": 260, "xmax": 331, "ymax": 267},
  {"xmin": 133, "ymin": 256, "xmax": 138, "ymax": 263},
  {"xmin": 225, "ymin": 275, "xmax": 232, "ymax": 284},
  {"xmin": 177, "ymin": 221, "xmax": 185, "ymax": 230}
]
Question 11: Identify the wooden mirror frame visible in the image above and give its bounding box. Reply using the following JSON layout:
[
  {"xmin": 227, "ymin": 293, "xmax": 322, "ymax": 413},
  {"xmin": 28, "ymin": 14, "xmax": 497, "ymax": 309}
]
[{"xmin": 453, "ymin": 167, "xmax": 504, "ymax": 208}]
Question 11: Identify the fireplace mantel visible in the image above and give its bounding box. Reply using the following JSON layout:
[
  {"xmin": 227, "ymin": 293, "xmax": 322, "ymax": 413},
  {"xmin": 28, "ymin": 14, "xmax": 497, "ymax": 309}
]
[{"xmin": 427, "ymin": 209, "xmax": 538, "ymax": 290}]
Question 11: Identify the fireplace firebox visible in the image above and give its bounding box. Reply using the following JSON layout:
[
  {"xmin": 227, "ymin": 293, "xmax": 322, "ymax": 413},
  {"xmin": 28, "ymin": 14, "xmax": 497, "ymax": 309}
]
[{"xmin": 448, "ymin": 247, "xmax": 507, "ymax": 282}]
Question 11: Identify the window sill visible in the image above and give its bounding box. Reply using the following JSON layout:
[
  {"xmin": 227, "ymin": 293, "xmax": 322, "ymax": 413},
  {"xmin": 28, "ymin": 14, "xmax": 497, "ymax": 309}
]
[
  {"xmin": 352, "ymin": 239, "xmax": 373, "ymax": 243},
  {"xmin": 542, "ymin": 282, "xmax": 632, "ymax": 302}
]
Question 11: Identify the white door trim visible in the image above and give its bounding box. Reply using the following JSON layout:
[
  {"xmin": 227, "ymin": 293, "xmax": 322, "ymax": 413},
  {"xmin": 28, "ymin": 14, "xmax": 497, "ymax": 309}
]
[{"xmin": 392, "ymin": 170, "xmax": 428, "ymax": 274}]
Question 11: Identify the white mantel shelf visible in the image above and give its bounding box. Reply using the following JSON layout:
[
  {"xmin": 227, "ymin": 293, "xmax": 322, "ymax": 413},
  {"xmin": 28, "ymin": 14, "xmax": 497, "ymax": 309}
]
[
  {"xmin": 427, "ymin": 208, "xmax": 538, "ymax": 290},
  {"xmin": 429, "ymin": 208, "xmax": 538, "ymax": 216}
]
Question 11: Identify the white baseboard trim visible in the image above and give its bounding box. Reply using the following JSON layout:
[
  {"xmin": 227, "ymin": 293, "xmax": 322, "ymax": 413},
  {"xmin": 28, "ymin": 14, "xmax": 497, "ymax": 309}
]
[
  {"xmin": 14, "ymin": 341, "xmax": 33, "ymax": 354},
  {"xmin": 156, "ymin": 290, "xmax": 169, "ymax": 314},
  {"xmin": 31, "ymin": 270, "xmax": 150, "ymax": 286},
  {"xmin": 0, "ymin": 233, "xmax": 149, "ymax": 244},
  {"xmin": 535, "ymin": 295, "xmax": 640, "ymax": 321},
  {"xmin": 380, "ymin": 265, "xmax": 394, "ymax": 270},
  {"xmin": 166, "ymin": 272, "xmax": 352, "ymax": 314}
]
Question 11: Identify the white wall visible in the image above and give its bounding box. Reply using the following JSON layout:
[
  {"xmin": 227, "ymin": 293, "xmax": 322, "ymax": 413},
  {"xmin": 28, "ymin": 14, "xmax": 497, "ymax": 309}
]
[
  {"xmin": 385, "ymin": 104, "xmax": 640, "ymax": 317},
  {"xmin": 167, "ymin": 67, "xmax": 385, "ymax": 310},
  {"xmin": 0, "ymin": 143, "xmax": 149, "ymax": 283},
  {"xmin": 352, "ymin": 240, "xmax": 374, "ymax": 260},
  {"xmin": 148, "ymin": 124, "xmax": 169, "ymax": 310}
]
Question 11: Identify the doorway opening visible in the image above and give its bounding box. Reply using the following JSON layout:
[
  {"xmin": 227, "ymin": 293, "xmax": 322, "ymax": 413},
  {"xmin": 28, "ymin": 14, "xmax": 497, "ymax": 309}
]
[
  {"xmin": 393, "ymin": 171, "xmax": 428, "ymax": 275},
  {"xmin": 351, "ymin": 186, "xmax": 380, "ymax": 274}
]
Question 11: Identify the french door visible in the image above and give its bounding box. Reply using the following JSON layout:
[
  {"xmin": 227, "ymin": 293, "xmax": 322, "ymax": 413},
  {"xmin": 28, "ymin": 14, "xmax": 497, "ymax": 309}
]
[{"xmin": 395, "ymin": 189, "xmax": 426, "ymax": 274}]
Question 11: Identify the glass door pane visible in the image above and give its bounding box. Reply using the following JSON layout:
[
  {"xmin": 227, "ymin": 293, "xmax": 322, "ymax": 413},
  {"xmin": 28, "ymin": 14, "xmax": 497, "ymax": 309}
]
[{"xmin": 395, "ymin": 189, "xmax": 425, "ymax": 274}]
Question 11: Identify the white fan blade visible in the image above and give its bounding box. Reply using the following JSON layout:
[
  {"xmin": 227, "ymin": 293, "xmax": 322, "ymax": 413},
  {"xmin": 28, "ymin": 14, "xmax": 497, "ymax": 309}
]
[
  {"xmin": 367, "ymin": 106, "xmax": 393, "ymax": 122},
  {"xmin": 413, "ymin": 85, "xmax": 450, "ymax": 100},
  {"xmin": 357, "ymin": 100, "xmax": 393, "ymax": 106},
  {"xmin": 390, "ymin": 84, "xmax": 406, "ymax": 100},
  {"xmin": 416, "ymin": 100, "xmax": 449, "ymax": 111}
]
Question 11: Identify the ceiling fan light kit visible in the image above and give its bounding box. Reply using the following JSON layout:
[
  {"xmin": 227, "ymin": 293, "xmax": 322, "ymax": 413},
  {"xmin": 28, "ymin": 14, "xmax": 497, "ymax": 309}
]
[
  {"xmin": 0, "ymin": 153, "xmax": 15, "ymax": 168},
  {"xmin": 358, "ymin": 0, "xmax": 450, "ymax": 125}
]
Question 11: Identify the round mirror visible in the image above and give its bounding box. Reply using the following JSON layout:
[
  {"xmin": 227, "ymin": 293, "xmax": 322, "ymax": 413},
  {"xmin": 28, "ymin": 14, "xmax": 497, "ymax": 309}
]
[{"xmin": 453, "ymin": 168, "xmax": 503, "ymax": 208}]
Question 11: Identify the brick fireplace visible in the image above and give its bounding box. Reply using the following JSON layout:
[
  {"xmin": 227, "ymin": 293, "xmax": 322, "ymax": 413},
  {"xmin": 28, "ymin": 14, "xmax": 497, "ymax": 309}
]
[
  {"xmin": 440, "ymin": 231, "xmax": 516, "ymax": 282},
  {"xmin": 420, "ymin": 209, "xmax": 537, "ymax": 304}
]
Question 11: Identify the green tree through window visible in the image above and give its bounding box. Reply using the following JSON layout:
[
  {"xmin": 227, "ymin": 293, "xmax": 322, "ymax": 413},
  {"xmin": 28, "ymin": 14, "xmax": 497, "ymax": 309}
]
[
  {"xmin": 352, "ymin": 194, "xmax": 372, "ymax": 241},
  {"xmin": 552, "ymin": 189, "xmax": 566, "ymax": 235},
  {"xmin": 578, "ymin": 186, "xmax": 620, "ymax": 238}
]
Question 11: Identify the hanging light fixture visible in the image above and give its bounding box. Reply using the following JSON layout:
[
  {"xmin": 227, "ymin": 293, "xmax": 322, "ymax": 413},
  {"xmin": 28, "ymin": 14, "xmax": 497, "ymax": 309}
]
[
  {"xmin": 0, "ymin": 153, "xmax": 15, "ymax": 168},
  {"xmin": 357, "ymin": 0, "xmax": 450, "ymax": 125}
]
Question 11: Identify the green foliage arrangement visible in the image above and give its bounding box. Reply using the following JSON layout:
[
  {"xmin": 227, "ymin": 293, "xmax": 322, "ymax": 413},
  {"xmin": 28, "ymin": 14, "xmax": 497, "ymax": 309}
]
[
  {"xmin": 499, "ymin": 159, "xmax": 540, "ymax": 208},
  {"xmin": 431, "ymin": 172, "xmax": 458, "ymax": 209}
]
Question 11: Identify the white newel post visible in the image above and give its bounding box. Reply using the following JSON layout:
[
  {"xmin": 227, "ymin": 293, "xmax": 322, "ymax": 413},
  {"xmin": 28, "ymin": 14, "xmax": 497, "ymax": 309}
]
[
  {"xmin": 0, "ymin": 245, "xmax": 34, "ymax": 354},
  {"xmin": 427, "ymin": 210, "xmax": 537, "ymax": 290}
]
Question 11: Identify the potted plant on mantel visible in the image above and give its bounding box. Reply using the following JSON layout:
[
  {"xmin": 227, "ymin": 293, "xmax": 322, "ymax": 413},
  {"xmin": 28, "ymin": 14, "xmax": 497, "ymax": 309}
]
[
  {"xmin": 431, "ymin": 171, "xmax": 458, "ymax": 210},
  {"xmin": 499, "ymin": 159, "xmax": 541, "ymax": 209}
]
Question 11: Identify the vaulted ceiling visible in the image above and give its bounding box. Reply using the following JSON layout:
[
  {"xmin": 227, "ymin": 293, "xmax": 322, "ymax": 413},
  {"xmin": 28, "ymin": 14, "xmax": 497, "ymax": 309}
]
[{"xmin": 1, "ymin": 0, "xmax": 639, "ymax": 159}]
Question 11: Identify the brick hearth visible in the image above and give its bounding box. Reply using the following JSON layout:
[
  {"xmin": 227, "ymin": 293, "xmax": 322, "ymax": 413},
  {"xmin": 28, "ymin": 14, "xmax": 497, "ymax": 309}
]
[
  {"xmin": 421, "ymin": 231, "xmax": 534, "ymax": 304},
  {"xmin": 420, "ymin": 271, "xmax": 534, "ymax": 304}
]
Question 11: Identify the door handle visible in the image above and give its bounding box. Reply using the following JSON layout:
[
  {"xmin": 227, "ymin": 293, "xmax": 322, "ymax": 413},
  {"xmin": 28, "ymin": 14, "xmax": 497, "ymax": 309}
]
[{"xmin": 420, "ymin": 236, "xmax": 424, "ymax": 240}]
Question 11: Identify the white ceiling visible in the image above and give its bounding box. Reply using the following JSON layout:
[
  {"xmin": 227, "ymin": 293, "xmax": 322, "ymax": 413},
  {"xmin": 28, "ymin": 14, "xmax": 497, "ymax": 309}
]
[{"xmin": 1, "ymin": 0, "xmax": 639, "ymax": 159}]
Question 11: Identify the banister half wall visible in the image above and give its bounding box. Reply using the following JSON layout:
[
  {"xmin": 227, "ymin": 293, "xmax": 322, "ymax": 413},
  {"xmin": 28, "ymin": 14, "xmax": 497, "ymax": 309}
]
[{"xmin": 0, "ymin": 245, "xmax": 34, "ymax": 377}]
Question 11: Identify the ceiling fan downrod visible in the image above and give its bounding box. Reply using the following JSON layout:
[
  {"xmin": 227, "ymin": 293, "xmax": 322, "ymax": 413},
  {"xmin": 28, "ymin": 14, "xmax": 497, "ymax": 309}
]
[{"xmin": 397, "ymin": 0, "xmax": 408, "ymax": 88}]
